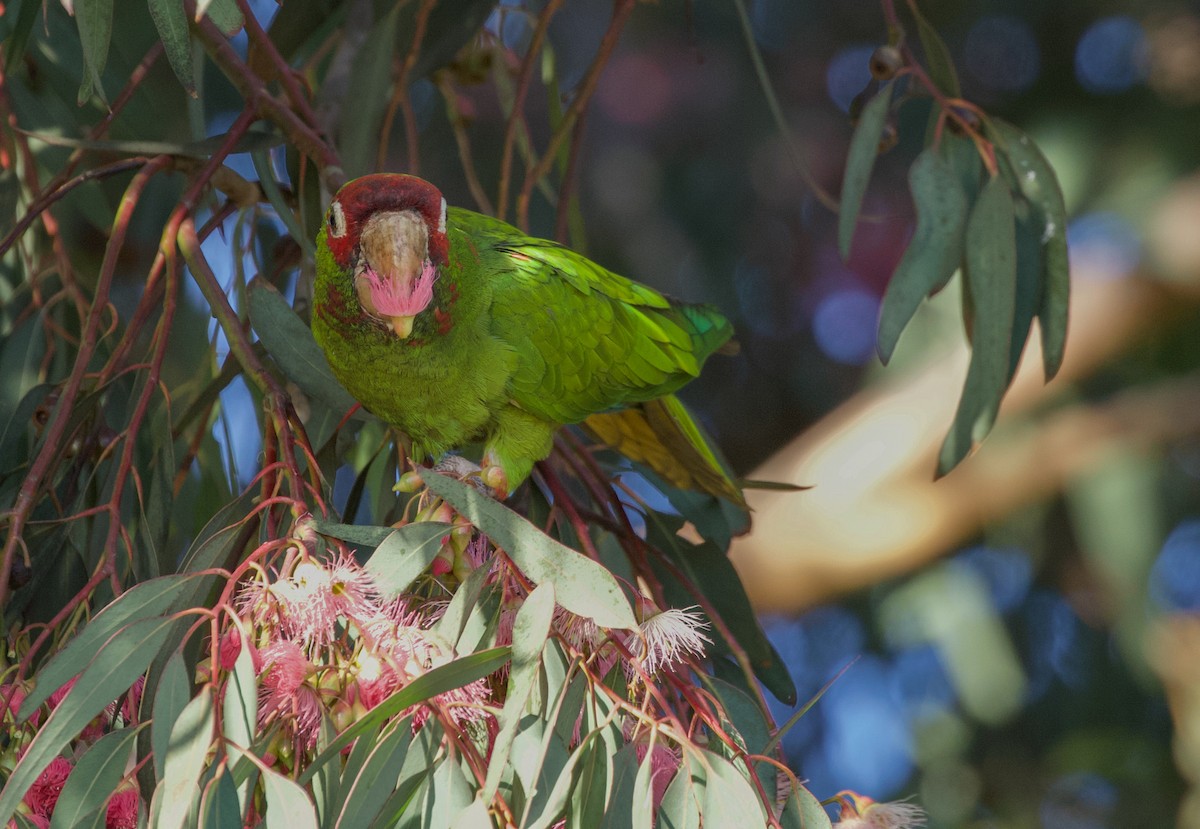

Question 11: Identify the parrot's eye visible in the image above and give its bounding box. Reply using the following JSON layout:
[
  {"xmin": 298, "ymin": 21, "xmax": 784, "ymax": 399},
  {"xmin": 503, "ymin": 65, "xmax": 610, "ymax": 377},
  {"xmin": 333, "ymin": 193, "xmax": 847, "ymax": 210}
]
[{"xmin": 327, "ymin": 202, "xmax": 347, "ymax": 239}]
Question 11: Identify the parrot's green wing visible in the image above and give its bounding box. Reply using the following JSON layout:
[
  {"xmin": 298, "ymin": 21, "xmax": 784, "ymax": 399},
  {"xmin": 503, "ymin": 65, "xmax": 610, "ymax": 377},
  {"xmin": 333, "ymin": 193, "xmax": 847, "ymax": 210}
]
[{"xmin": 450, "ymin": 208, "xmax": 743, "ymax": 504}]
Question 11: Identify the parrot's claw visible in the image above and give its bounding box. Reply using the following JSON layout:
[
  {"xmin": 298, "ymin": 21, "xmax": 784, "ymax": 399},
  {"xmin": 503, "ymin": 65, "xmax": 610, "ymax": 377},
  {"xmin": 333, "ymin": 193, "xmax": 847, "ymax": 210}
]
[{"xmin": 479, "ymin": 455, "xmax": 510, "ymax": 500}]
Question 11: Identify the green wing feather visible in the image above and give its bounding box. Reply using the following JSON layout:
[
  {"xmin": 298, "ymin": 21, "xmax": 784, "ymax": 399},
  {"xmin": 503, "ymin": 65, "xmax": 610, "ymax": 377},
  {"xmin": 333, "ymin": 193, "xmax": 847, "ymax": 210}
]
[
  {"xmin": 451, "ymin": 207, "xmax": 743, "ymax": 504},
  {"xmin": 452, "ymin": 208, "xmax": 732, "ymax": 424}
]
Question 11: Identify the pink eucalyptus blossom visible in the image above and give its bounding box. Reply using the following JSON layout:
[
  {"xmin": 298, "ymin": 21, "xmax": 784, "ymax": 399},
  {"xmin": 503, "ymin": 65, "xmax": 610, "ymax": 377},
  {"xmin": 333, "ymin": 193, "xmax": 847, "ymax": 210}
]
[
  {"xmin": 23, "ymin": 755, "xmax": 72, "ymax": 818},
  {"xmin": 105, "ymin": 788, "xmax": 140, "ymax": 829},
  {"xmin": 258, "ymin": 638, "xmax": 323, "ymax": 748}
]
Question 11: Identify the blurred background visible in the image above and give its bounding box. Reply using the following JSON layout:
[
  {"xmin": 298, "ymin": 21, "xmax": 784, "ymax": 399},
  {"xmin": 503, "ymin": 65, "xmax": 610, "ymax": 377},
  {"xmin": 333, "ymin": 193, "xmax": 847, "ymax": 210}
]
[{"xmin": 7, "ymin": 0, "xmax": 1200, "ymax": 825}]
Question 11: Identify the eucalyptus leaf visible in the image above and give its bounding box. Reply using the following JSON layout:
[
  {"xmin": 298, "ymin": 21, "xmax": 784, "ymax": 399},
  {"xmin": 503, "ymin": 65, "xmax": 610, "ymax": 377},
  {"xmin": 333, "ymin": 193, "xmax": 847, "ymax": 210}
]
[
  {"xmin": 338, "ymin": 2, "xmax": 403, "ymax": 179},
  {"xmin": 878, "ymin": 146, "xmax": 969, "ymax": 363},
  {"xmin": 48, "ymin": 725, "xmax": 147, "ymax": 829},
  {"xmin": 989, "ymin": 118, "xmax": 1070, "ymax": 379},
  {"xmin": 939, "ymin": 175, "xmax": 1017, "ymax": 474},
  {"xmin": 0, "ymin": 617, "xmax": 179, "ymax": 828},
  {"xmin": 75, "ymin": 0, "xmax": 113, "ymax": 104},
  {"xmin": 159, "ymin": 688, "xmax": 215, "ymax": 829},
  {"xmin": 19, "ymin": 576, "xmax": 202, "ymax": 718},
  {"xmin": 246, "ymin": 279, "xmax": 364, "ymax": 418},
  {"xmin": 333, "ymin": 720, "xmax": 414, "ymax": 829},
  {"xmin": 838, "ymin": 80, "xmax": 894, "ymax": 259},
  {"xmin": 222, "ymin": 629, "xmax": 257, "ymax": 749},
  {"xmin": 148, "ymin": 0, "xmax": 196, "ymax": 95},
  {"xmin": 364, "ymin": 522, "xmax": 455, "ymax": 597},
  {"xmin": 484, "ymin": 583, "xmax": 556, "ymax": 801},
  {"xmin": 199, "ymin": 764, "xmax": 244, "ymax": 829},
  {"xmin": 914, "ymin": 6, "xmax": 961, "ymax": 97},
  {"xmin": 419, "ymin": 471, "xmax": 636, "ymax": 630}
]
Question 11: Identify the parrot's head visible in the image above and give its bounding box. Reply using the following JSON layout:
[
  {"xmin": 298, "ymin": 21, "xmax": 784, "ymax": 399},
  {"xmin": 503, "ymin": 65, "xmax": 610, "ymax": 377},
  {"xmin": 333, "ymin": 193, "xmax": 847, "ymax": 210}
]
[{"xmin": 322, "ymin": 174, "xmax": 450, "ymax": 339}]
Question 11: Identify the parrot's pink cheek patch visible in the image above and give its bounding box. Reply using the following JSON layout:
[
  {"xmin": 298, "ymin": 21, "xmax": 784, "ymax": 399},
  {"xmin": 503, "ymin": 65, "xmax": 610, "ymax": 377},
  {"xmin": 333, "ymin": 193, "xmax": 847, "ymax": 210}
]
[{"xmin": 361, "ymin": 260, "xmax": 437, "ymax": 317}]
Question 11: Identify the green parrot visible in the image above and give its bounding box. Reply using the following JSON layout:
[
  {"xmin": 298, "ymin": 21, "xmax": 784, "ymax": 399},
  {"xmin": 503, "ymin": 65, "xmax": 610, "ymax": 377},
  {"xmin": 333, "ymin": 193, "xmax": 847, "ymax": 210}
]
[{"xmin": 312, "ymin": 173, "xmax": 743, "ymax": 504}]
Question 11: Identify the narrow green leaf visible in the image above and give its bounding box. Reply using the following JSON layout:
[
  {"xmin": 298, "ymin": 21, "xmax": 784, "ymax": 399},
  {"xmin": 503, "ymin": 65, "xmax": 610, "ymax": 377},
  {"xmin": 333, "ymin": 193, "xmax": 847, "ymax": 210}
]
[
  {"xmin": 152, "ymin": 651, "xmax": 192, "ymax": 782},
  {"xmin": 419, "ymin": 759, "xmax": 474, "ymax": 829},
  {"xmin": 451, "ymin": 798, "xmax": 493, "ymax": 829},
  {"xmin": 75, "ymin": 0, "xmax": 113, "ymax": 104},
  {"xmin": 630, "ymin": 738, "xmax": 658, "ymax": 829},
  {"xmin": 779, "ymin": 780, "xmax": 833, "ymax": 829},
  {"xmin": 525, "ymin": 729, "xmax": 591, "ymax": 829},
  {"xmin": 148, "ymin": 0, "xmax": 196, "ymax": 95},
  {"xmin": 246, "ymin": 279, "xmax": 364, "ymax": 418},
  {"xmin": 656, "ymin": 753, "xmax": 703, "ymax": 829},
  {"xmin": 877, "ymin": 146, "xmax": 969, "ymax": 363},
  {"xmin": 222, "ymin": 629, "xmax": 257, "ymax": 749},
  {"xmin": 484, "ymin": 583, "xmax": 555, "ymax": 800},
  {"xmin": 0, "ymin": 309, "xmax": 45, "ymax": 433},
  {"xmin": 338, "ymin": 2, "xmax": 402, "ymax": 179},
  {"xmin": 838, "ymin": 80, "xmax": 895, "ymax": 260},
  {"xmin": 703, "ymin": 676, "xmax": 776, "ymax": 801},
  {"xmin": 199, "ymin": 763, "xmax": 243, "ymax": 829},
  {"xmin": 298, "ymin": 647, "xmax": 511, "ymax": 784},
  {"xmin": 569, "ymin": 737, "xmax": 614, "ymax": 828},
  {"xmin": 261, "ymin": 761, "xmax": 319, "ymax": 829},
  {"xmin": 699, "ymin": 750, "xmax": 765, "ymax": 826},
  {"xmin": 310, "ymin": 520, "xmax": 393, "ymax": 547},
  {"xmin": 48, "ymin": 725, "xmax": 147, "ymax": 829},
  {"xmin": 4, "ymin": 0, "xmax": 42, "ymax": 73},
  {"xmin": 913, "ymin": 6, "xmax": 961, "ymax": 97},
  {"xmin": 420, "ymin": 471, "xmax": 636, "ymax": 630},
  {"xmin": 989, "ymin": 118, "xmax": 1070, "ymax": 379},
  {"xmin": 938, "ymin": 175, "xmax": 1017, "ymax": 474},
  {"xmin": 19, "ymin": 128, "xmax": 282, "ymax": 158},
  {"xmin": 0, "ymin": 617, "xmax": 178, "ymax": 828},
  {"xmin": 199, "ymin": 0, "xmax": 245, "ymax": 34},
  {"xmin": 333, "ymin": 720, "xmax": 414, "ymax": 829},
  {"xmin": 513, "ymin": 716, "xmax": 571, "ymax": 827},
  {"xmin": 19, "ymin": 575, "xmax": 203, "ymax": 718},
  {"xmin": 365, "ymin": 522, "xmax": 455, "ymax": 598},
  {"xmin": 644, "ymin": 513, "xmax": 795, "ymax": 705},
  {"xmin": 599, "ymin": 742, "xmax": 644, "ymax": 829},
  {"xmin": 159, "ymin": 687, "xmax": 215, "ymax": 829},
  {"xmin": 0, "ymin": 384, "xmax": 49, "ymax": 474}
]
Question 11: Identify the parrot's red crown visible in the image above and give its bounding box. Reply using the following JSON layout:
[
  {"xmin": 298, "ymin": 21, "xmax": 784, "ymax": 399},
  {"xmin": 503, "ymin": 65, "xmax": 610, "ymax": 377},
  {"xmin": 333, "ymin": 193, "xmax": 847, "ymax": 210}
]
[{"xmin": 324, "ymin": 174, "xmax": 449, "ymax": 268}]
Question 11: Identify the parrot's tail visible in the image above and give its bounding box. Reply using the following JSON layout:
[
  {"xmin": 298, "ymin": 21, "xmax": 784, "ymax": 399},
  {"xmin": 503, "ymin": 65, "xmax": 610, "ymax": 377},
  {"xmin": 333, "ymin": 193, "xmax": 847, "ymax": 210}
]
[{"xmin": 583, "ymin": 395, "xmax": 746, "ymax": 508}]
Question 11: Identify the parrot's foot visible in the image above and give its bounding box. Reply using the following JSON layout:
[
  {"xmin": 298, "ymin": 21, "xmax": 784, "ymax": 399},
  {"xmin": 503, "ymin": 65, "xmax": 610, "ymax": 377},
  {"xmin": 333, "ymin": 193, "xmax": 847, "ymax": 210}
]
[
  {"xmin": 394, "ymin": 456, "xmax": 497, "ymax": 496},
  {"xmin": 433, "ymin": 455, "xmax": 483, "ymax": 478}
]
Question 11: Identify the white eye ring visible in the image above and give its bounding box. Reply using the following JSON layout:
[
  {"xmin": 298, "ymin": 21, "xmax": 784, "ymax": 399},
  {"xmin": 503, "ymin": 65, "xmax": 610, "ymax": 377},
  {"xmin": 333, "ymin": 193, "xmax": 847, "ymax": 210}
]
[
  {"xmin": 438, "ymin": 198, "xmax": 446, "ymax": 234},
  {"xmin": 328, "ymin": 201, "xmax": 347, "ymax": 238}
]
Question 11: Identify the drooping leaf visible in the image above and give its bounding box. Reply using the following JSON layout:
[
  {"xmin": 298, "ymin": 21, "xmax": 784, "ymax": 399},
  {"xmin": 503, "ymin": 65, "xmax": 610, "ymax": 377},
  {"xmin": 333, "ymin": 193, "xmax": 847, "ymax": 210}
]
[
  {"xmin": 19, "ymin": 575, "xmax": 205, "ymax": 718},
  {"xmin": 259, "ymin": 759, "xmax": 319, "ymax": 829},
  {"xmin": 338, "ymin": 2, "xmax": 402, "ymax": 179},
  {"xmin": 989, "ymin": 118, "xmax": 1071, "ymax": 379},
  {"xmin": 913, "ymin": 6, "xmax": 961, "ymax": 97},
  {"xmin": 246, "ymin": 279, "xmax": 364, "ymax": 418},
  {"xmin": 418, "ymin": 758, "xmax": 475, "ymax": 829},
  {"xmin": 451, "ymin": 798, "xmax": 493, "ymax": 829},
  {"xmin": 74, "ymin": 0, "xmax": 113, "ymax": 104},
  {"xmin": 364, "ymin": 522, "xmax": 455, "ymax": 598},
  {"xmin": 0, "ymin": 617, "xmax": 179, "ymax": 827},
  {"xmin": 222, "ymin": 628, "xmax": 257, "ymax": 749},
  {"xmin": 148, "ymin": 0, "xmax": 196, "ymax": 95},
  {"xmin": 199, "ymin": 763, "xmax": 243, "ymax": 829},
  {"xmin": 333, "ymin": 720, "xmax": 415, "ymax": 829},
  {"xmin": 421, "ymin": 471, "xmax": 636, "ymax": 629},
  {"xmin": 48, "ymin": 725, "xmax": 147, "ymax": 829},
  {"xmin": 598, "ymin": 742, "xmax": 644, "ymax": 829},
  {"xmin": 644, "ymin": 512, "xmax": 795, "ymax": 705},
  {"xmin": 484, "ymin": 583, "xmax": 556, "ymax": 801},
  {"xmin": 4, "ymin": 0, "xmax": 42, "ymax": 73},
  {"xmin": 938, "ymin": 174, "xmax": 1018, "ymax": 474},
  {"xmin": 569, "ymin": 735, "xmax": 614, "ymax": 828},
  {"xmin": 778, "ymin": 780, "xmax": 834, "ymax": 829},
  {"xmin": 838, "ymin": 80, "xmax": 895, "ymax": 259},
  {"xmin": 630, "ymin": 738, "xmax": 659, "ymax": 829},
  {"xmin": 152, "ymin": 650, "xmax": 192, "ymax": 782},
  {"xmin": 199, "ymin": 0, "xmax": 244, "ymax": 34},
  {"xmin": 878, "ymin": 146, "xmax": 969, "ymax": 363},
  {"xmin": 158, "ymin": 688, "xmax": 215, "ymax": 829},
  {"xmin": 656, "ymin": 753, "xmax": 704, "ymax": 829},
  {"xmin": 703, "ymin": 676, "xmax": 776, "ymax": 801},
  {"xmin": 699, "ymin": 750, "xmax": 765, "ymax": 826},
  {"xmin": 0, "ymin": 308, "xmax": 46, "ymax": 433}
]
